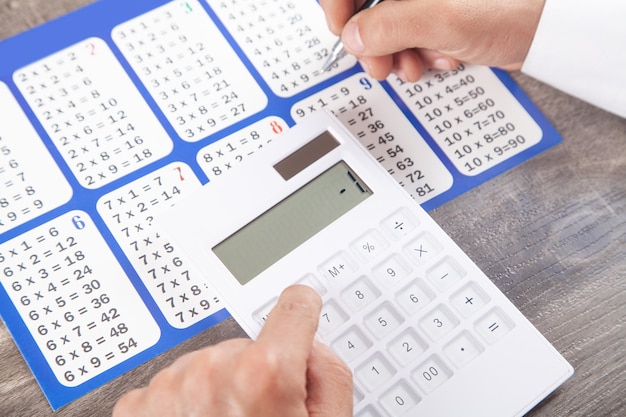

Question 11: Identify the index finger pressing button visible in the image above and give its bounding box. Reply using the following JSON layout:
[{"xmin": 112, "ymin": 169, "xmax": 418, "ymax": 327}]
[{"xmin": 256, "ymin": 285, "xmax": 323, "ymax": 358}]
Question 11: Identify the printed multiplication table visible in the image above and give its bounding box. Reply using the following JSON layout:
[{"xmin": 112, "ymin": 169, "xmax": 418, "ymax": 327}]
[
  {"xmin": 0, "ymin": 82, "xmax": 72, "ymax": 233},
  {"xmin": 97, "ymin": 162, "xmax": 222, "ymax": 328},
  {"xmin": 0, "ymin": 0, "xmax": 563, "ymax": 410},
  {"xmin": 0, "ymin": 211, "xmax": 160, "ymax": 387},
  {"xmin": 208, "ymin": 0, "xmax": 358, "ymax": 97},
  {"xmin": 13, "ymin": 37, "xmax": 173, "ymax": 189},
  {"xmin": 196, "ymin": 115, "xmax": 288, "ymax": 181},
  {"xmin": 388, "ymin": 64, "xmax": 543, "ymax": 176},
  {"xmin": 112, "ymin": 0, "xmax": 268, "ymax": 141}
]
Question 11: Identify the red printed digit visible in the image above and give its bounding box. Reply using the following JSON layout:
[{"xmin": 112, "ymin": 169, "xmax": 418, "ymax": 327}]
[
  {"xmin": 270, "ymin": 120, "xmax": 283, "ymax": 134},
  {"xmin": 174, "ymin": 166, "xmax": 185, "ymax": 181}
]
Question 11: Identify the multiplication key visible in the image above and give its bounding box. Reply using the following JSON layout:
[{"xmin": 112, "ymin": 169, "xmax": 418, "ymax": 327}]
[
  {"xmin": 112, "ymin": 0, "xmax": 267, "ymax": 141},
  {"xmin": 97, "ymin": 162, "xmax": 222, "ymax": 328},
  {"xmin": 291, "ymin": 73, "xmax": 453, "ymax": 204},
  {"xmin": 13, "ymin": 38, "xmax": 172, "ymax": 189},
  {"xmin": 0, "ymin": 211, "xmax": 160, "ymax": 386},
  {"xmin": 0, "ymin": 82, "xmax": 72, "ymax": 233},
  {"xmin": 208, "ymin": 0, "xmax": 357, "ymax": 97}
]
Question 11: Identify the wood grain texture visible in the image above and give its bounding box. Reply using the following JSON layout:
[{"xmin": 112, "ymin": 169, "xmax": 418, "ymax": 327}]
[{"xmin": 1, "ymin": 1, "xmax": 624, "ymax": 415}]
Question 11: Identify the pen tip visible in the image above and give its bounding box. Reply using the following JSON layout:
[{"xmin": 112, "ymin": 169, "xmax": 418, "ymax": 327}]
[{"xmin": 320, "ymin": 57, "xmax": 334, "ymax": 73}]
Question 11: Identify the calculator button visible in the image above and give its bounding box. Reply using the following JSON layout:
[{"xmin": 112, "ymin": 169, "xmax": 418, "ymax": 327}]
[
  {"xmin": 379, "ymin": 379, "xmax": 421, "ymax": 416},
  {"xmin": 296, "ymin": 273, "xmax": 327, "ymax": 296},
  {"xmin": 252, "ymin": 297, "xmax": 278, "ymax": 326},
  {"xmin": 380, "ymin": 208, "xmax": 418, "ymax": 241},
  {"xmin": 395, "ymin": 279, "xmax": 435, "ymax": 315},
  {"xmin": 318, "ymin": 299, "xmax": 349, "ymax": 336},
  {"xmin": 450, "ymin": 282, "xmax": 490, "ymax": 318},
  {"xmin": 372, "ymin": 254, "xmax": 412, "ymax": 287},
  {"xmin": 354, "ymin": 385, "xmax": 365, "ymax": 405},
  {"xmin": 350, "ymin": 229, "xmax": 388, "ymax": 263},
  {"xmin": 318, "ymin": 251, "xmax": 357, "ymax": 285},
  {"xmin": 387, "ymin": 328, "xmax": 428, "ymax": 366},
  {"xmin": 340, "ymin": 276, "xmax": 381, "ymax": 312},
  {"xmin": 364, "ymin": 302, "xmax": 404, "ymax": 339},
  {"xmin": 411, "ymin": 355, "xmax": 452, "ymax": 393},
  {"xmin": 355, "ymin": 405, "xmax": 379, "ymax": 417},
  {"xmin": 426, "ymin": 256, "xmax": 465, "ymax": 292},
  {"xmin": 332, "ymin": 326, "xmax": 373, "ymax": 363},
  {"xmin": 443, "ymin": 331, "xmax": 483, "ymax": 369},
  {"xmin": 404, "ymin": 232, "xmax": 441, "ymax": 266},
  {"xmin": 418, "ymin": 304, "xmax": 459, "ymax": 341},
  {"xmin": 356, "ymin": 353, "xmax": 396, "ymax": 392},
  {"xmin": 475, "ymin": 308, "xmax": 514, "ymax": 345}
]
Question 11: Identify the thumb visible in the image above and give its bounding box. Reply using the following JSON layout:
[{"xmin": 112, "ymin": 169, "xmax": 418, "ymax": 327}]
[
  {"xmin": 306, "ymin": 340, "xmax": 353, "ymax": 417},
  {"xmin": 341, "ymin": 0, "xmax": 448, "ymax": 57}
]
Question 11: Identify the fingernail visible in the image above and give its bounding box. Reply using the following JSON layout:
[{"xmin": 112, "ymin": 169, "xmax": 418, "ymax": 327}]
[
  {"xmin": 324, "ymin": 17, "xmax": 338, "ymax": 35},
  {"xmin": 394, "ymin": 68, "xmax": 408, "ymax": 82},
  {"xmin": 433, "ymin": 58, "xmax": 453, "ymax": 71},
  {"xmin": 358, "ymin": 59, "xmax": 371, "ymax": 75},
  {"xmin": 343, "ymin": 21, "xmax": 365, "ymax": 53}
]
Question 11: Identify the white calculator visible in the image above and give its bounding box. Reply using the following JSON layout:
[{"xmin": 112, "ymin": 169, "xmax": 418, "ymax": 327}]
[{"xmin": 161, "ymin": 112, "xmax": 573, "ymax": 416}]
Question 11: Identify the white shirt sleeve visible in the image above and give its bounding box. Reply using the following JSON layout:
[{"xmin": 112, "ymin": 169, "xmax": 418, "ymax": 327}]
[{"xmin": 521, "ymin": 0, "xmax": 626, "ymax": 118}]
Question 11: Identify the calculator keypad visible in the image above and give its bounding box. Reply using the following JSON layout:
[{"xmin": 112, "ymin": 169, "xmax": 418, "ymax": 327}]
[{"xmin": 284, "ymin": 207, "xmax": 514, "ymax": 415}]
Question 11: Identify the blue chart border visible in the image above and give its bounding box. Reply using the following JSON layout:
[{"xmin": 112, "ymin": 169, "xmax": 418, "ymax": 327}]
[{"xmin": 0, "ymin": 0, "xmax": 562, "ymax": 410}]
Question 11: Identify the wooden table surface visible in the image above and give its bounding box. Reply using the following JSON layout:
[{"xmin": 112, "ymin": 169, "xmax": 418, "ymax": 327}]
[{"xmin": 1, "ymin": 1, "xmax": 624, "ymax": 416}]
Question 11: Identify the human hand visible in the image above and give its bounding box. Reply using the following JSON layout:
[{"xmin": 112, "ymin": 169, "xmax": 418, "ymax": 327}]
[
  {"xmin": 320, "ymin": 0, "xmax": 546, "ymax": 81},
  {"xmin": 112, "ymin": 285, "xmax": 353, "ymax": 417}
]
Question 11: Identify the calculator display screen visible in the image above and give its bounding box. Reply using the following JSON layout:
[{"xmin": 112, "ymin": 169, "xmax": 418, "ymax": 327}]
[{"xmin": 213, "ymin": 161, "xmax": 372, "ymax": 285}]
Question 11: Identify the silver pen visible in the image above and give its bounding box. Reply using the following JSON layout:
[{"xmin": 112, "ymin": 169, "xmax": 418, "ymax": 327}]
[{"xmin": 321, "ymin": 0, "xmax": 385, "ymax": 73}]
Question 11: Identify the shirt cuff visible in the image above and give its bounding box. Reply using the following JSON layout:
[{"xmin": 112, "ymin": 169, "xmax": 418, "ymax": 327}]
[{"xmin": 522, "ymin": 0, "xmax": 626, "ymax": 118}]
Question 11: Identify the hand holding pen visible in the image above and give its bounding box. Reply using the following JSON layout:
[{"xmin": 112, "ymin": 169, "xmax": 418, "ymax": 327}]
[
  {"xmin": 319, "ymin": 0, "xmax": 544, "ymax": 81},
  {"xmin": 321, "ymin": 0, "xmax": 385, "ymax": 72}
]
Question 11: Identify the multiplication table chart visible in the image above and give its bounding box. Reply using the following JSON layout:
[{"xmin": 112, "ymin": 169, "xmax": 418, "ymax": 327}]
[
  {"xmin": 13, "ymin": 38, "xmax": 173, "ymax": 189},
  {"xmin": 208, "ymin": 0, "xmax": 357, "ymax": 96},
  {"xmin": 0, "ymin": 82, "xmax": 73, "ymax": 231},
  {"xmin": 387, "ymin": 64, "xmax": 544, "ymax": 177},
  {"xmin": 0, "ymin": 211, "xmax": 161, "ymax": 387},
  {"xmin": 0, "ymin": 0, "xmax": 562, "ymax": 409},
  {"xmin": 111, "ymin": 0, "xmax": 268, "ymax": 141}
]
